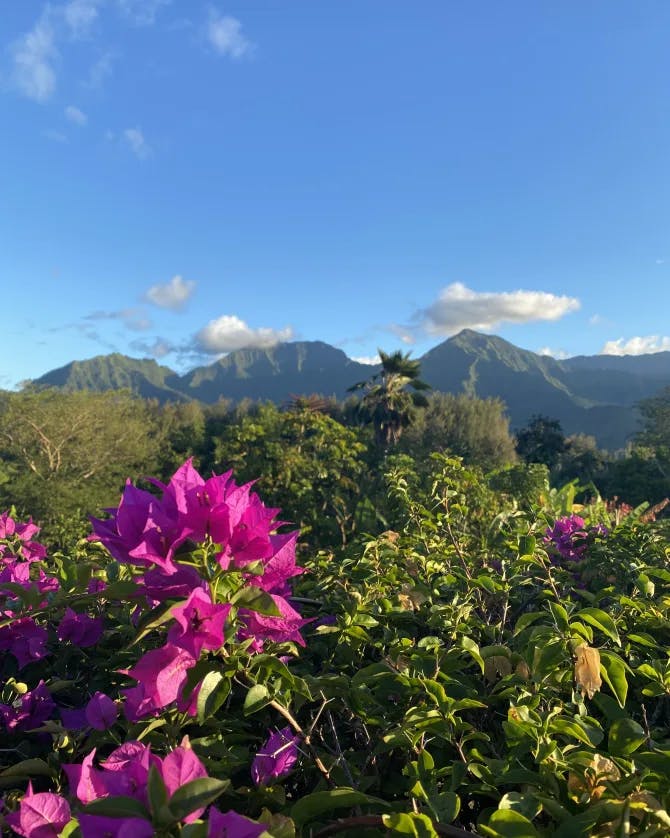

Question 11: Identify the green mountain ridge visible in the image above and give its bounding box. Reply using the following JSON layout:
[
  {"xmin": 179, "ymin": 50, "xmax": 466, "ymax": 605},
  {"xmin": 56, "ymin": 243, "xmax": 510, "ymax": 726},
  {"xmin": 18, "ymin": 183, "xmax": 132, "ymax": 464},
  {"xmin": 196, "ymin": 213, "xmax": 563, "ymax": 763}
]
[{"xmin": 27, "ymin": 331, "xmax": 670, "ymax": 449}]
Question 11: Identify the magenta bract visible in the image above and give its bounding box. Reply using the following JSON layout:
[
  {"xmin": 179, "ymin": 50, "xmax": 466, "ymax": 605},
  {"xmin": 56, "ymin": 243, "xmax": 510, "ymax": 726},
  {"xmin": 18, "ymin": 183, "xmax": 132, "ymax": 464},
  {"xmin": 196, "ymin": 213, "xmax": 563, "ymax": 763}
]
[{"xmin": 251, "ymin": 726, "xmax": 300, "ymax": 786}]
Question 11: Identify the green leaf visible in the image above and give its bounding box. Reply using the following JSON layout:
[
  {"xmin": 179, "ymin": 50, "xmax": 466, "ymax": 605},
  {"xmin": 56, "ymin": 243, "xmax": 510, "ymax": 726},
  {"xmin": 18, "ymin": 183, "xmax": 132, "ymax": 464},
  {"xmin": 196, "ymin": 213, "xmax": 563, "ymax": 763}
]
[
  {"xmin": 103, "ymin": 580, "xmax": 143, "ymax": 600},
  {"xmin": 232, "ymin": 587, "xmax": 282, "ymax": 616},
  {"xmin": 460, "ymin": 636, "xmax": 485, "ymax": 673},
  {"xmin": 83, "ymin": 796, "xmax": 151, "ymax": 820},
  {"xmin": 576, "ymin": 607, "xmax": 620, "ymax": 646},
  {"xmin": 518, "ymin": 535, "xmax": 536, "ymax": 557},
  {"xmin": 382, "ymin": 812, "xmax": 439, "ymax": 836},
  {"xmin": 513, "ymin": 612, "xmax": 546, "ymax": 636},
  {"xmin": 244, "ymin": 684, "xmax": 271, "ymax": 715},
  {"xmin": 548, "ymin": 601, "xmax": 569, "ymax": 632},
  {"xmin": 130, "ymin": 601, "xmax": 177, "ymax": 647},
  {"xmin": 608, "ymin": 718, "xmax": 647, "ymax": 756},
  {"xmin": 0, "ymin": 758, "xmax": 52, "ymax": 778},
  {"xmin": 291, "ymin": 788, "xmax": 389, "ymax": 827},
  {"xmin": 147, "ymin": 764, "xmax": 170, "ymax": 821},
  {"xmin": 599, "ymin": 650, "xmax": 629, "ymax": 708},
  {"xmin": 549, "ymin": 718, "xmax": 601, "ymax": 747},
  {"xmin": 197, "ymin": 670, "xmax": 231, "ymax": 723},
  {"xmin": 482, "ymin": 809, "xmax": 540, "ymax": 837},
  {"xmin": 168, "ymin": 778, "xmax": 230, "ymax": 822}
]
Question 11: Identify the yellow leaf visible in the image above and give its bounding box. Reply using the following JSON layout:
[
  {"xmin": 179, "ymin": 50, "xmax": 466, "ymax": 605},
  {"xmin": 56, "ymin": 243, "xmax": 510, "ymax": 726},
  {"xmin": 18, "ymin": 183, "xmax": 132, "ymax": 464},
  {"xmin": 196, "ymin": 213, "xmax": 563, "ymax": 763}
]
[{"xmin": 574, "ymin": 643, "xmax": 602, "ymax": 700}]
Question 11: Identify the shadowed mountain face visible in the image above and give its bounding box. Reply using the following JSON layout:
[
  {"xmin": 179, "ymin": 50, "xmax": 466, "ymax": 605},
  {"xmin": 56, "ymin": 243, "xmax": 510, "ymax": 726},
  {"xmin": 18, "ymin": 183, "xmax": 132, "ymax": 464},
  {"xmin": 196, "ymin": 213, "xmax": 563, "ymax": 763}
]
[{"xmin": 28, "ymin": 331, "xmax": 670, "ymax": 449}]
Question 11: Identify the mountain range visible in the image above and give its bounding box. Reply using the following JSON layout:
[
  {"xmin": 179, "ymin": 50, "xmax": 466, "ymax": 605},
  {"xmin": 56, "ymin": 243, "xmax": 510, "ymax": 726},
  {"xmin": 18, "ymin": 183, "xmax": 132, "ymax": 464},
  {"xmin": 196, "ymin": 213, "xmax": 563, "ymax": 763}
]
[{"xmin": 28, "ymin": 330, "xmax": 670, "ymax": 449}]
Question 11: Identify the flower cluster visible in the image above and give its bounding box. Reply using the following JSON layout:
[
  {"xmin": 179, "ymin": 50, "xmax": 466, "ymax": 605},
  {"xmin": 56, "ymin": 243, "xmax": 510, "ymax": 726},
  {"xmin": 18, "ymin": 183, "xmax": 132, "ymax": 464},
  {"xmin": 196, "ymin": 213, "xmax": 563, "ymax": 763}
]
[
  {"xmin": 544, "ymin": 514, "xmax": 608, "ymax": 562},
  {"xmin": 89, "ymin": 459, "xmax": 309, "ymax": 721},
  {"xmin": 1, "ymin": 460, "xmax": 309, "ymax": 837},
  {"xmin": 0, "ymin": 514, "xmax": 53, "ymax": 669}
]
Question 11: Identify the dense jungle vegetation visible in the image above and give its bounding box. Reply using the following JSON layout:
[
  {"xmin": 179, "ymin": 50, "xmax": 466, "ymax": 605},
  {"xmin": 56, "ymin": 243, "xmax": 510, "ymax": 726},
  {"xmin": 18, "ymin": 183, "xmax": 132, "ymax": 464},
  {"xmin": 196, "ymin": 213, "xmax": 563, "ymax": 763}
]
[{"xmin": 1, "ymin": 355, "xmax": 670, "ymax": 836}]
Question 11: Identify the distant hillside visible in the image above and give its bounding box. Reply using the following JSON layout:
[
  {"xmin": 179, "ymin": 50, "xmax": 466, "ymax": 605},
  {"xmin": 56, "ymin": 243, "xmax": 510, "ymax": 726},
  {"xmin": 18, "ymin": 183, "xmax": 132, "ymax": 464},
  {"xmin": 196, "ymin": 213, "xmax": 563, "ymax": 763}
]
[
  {"xmin": 180, "ymin": 341, "xmax": 376, "ymax": 403},
  {"xmin": 28, "ymin": 331, "xmax": 670, "ymax": 449},
  {"xmin": 32, "ymin": 353, "xmax": 188, "ymax": 403}
]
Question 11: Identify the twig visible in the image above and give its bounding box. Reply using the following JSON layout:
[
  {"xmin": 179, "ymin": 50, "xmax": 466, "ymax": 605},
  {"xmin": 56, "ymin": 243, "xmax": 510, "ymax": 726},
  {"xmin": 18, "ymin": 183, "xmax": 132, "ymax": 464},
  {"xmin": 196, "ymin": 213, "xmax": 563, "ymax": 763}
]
[{"xmin": 268, "ymin": 699, "xmax": 335, "ymax": 788}]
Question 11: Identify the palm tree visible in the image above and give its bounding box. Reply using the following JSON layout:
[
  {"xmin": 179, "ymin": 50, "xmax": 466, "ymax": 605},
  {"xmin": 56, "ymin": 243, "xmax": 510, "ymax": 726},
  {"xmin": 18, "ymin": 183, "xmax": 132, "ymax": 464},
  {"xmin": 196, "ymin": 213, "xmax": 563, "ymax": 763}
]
[{"xmin": 349, "ymin": 350, "xmax": 430, "ymax": 448}]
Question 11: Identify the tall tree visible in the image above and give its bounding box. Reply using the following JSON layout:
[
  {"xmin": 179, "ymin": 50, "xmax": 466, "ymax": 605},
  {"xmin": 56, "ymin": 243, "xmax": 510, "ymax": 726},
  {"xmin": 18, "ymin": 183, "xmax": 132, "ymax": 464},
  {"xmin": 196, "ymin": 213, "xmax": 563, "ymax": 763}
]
[
  {"xmin": 515, "ymin": 414, "xmax": 566, "ymax": 470},
  {"xmin": 401, "ymin": 392, "xmax": 517, "ymax": 470},
  {"xmin": 349, "ymin": 350, "xmax": 430, "ymax": 449}
]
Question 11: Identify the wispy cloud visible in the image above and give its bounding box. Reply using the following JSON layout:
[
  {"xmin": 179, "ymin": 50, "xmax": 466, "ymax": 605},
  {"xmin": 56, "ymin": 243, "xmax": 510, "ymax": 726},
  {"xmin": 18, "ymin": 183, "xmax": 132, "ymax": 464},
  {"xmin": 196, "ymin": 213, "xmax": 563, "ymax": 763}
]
[
  {"xmin": 195, "ymin": 315, "xmax": 293, "ymax": 353},
  {"xmin": 85, "ymin": 50, "xmax": 116, "ymax": 88},
  {"xmin": 601, "ymin": 336, "xmax": 670, "ymax": 356},
  {"xmin": 116, "ymin": 0, "xmax": 170, "ymax": 26},
  {"xmin": 145, "ymin": 275, "xmax": 196, "ymax": 310},
  {"xmin": 11, "ymin": 9, "xmax": 58, "ymax": 102},
  {"xmin": 538, "ymin": 346, "xmax": 569, "ymax": 360},
  {"xmin": 655, "ymin": 258, "xmax": 665, "ymax": 265},
  {"xmin": 207, "ymin": 10, "xmax": 254, "ymax": 59},
  {"xmin": 416, "ymin": 282, "xmax": 580, "ymax": 336},
  {"xmin": 62, "ymin": 0, "xmax": 103, "ymax": 39},
  {"xmin": 65, "ymin": 104, "xmax": 87, "ymax": 125},
  {"xmin": 85, "ymin": 307, "xmax": 152, "ymax": 331},
  {"xmin": 350, "ymin": 354, "xmax": 380, "ymax": 365},
  {"xmin": 44, "ymin": 129, "xmax": 68, "ymax": 143},
  {"xmin": 130, "ymin": 336, "xmax": 175, "ymax": 358},
  {"xmin": 123, "ymin": 127, "xmax": 151, "ymax": 159}
]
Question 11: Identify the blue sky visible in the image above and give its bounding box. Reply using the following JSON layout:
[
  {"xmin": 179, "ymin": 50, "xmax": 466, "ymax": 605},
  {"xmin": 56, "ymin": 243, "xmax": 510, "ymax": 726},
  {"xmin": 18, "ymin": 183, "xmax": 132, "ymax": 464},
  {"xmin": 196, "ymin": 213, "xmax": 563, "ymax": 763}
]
[{"xmin": 2, "ymin": 1, "xmax": 669, "ymax": 387}]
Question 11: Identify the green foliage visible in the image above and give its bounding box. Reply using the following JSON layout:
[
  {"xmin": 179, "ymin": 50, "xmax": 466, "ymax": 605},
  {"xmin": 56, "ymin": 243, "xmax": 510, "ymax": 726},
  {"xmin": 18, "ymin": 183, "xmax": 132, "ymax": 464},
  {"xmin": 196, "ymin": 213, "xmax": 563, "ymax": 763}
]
[
  {"xmin": 515, "ymin": 415, "xmax": 567, "ymax": 470},
  {"xmin": 349, "ymin": 350, "xmax": 430, "ymax": 449},
  {"xmin": 211, "ymin": 402, "xmax": 367, "ymax": 546},
  {"xmin": 0, "ymin": 389, "xmax": 162, "ymax": 528},
  {"xmin": 401, "ymin": 392, "xmax": 517, "ymax": 470}
]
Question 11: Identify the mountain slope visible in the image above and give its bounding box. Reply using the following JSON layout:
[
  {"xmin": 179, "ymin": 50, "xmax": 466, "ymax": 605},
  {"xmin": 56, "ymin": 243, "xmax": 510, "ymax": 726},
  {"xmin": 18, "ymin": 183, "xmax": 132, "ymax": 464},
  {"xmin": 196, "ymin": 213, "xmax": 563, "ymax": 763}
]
[{"xmin": 27, "ymin": 332, "xmax": 670, "ymax": 449}]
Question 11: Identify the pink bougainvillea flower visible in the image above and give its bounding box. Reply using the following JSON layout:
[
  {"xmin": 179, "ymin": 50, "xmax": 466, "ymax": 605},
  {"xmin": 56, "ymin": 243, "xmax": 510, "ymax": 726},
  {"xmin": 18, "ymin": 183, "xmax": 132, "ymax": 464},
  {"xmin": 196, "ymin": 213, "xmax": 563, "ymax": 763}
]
[
  {"xmin": 87, "ymin": 577, "xmax": 107, "ymax": 594},
  {"xmin": 251, "ymin": 726, "xmax": 300, "ymax": 787},
  {"xmin": 0, "ymin": 680, "xmax": 54, "ymax": 732},
  {"xmin": 63, "ymin": 750, "xmax": 107, "ymax": 804},
  {"xmin": 85, "ymin": 692, "xmax": 118, "ymax": 731},
  {"xmin": 167, "ymin": 588, "xmax": 230, "ymax": 658},
  {"xmin": 239, "ymin": 594, "xmax": 311, "ymax": 650},
  {"xmin": 207, "ymin": 808, "xmax": 267, "ymax": 838},
  {"xmin": 59, "ymin": 706, "xmax": 87, "ymax": 730},
  {"xmin": 0, "ymin": 561, "xmax": 58, "ymax": 600},
  {"xmin": 99, "ymin": 741, "xmax": 159, "ymax": 802},
  {"xmin": 252, "ymin": 532, "xmax": 303, "ymax": 597},
  {"xmin": 0, "ymin": 618, "xmax": 49, "ymax": 669},
  {"xmin": 161, "ymin": 737, "xmax": 208, "ymax": 821},
  {"xmin": 78, "ymin": 815, "xmax": 154, "ymax": 838},
  {"xmin": 5, "ymin": 782, "xmax": 71, "ymax": 838},
  {"xmin": 122, "ymin": 644, "xmax": 195, "ymax": 720},
  {"xmin": 142, "ymin": 563, "xmax": 206, "ymax": 603},
  {"xmin": 57, "ymin": 608, "xmax": 104, "ymax": 648}
]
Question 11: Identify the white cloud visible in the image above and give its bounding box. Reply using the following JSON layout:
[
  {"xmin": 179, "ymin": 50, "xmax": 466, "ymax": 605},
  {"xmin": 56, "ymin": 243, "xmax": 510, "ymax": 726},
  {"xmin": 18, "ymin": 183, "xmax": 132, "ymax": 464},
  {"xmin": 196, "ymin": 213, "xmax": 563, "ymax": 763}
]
[
  {"xmin": 116, "ymin": 0, "xmax": 170, "ymax": 25},
  {"xmin": 419, "ymin": 282, "xmax": 580, "ymax": 335},
  {"xmin": 195, "ymin": 315, "xmax": 293, "ymax": 353},
  {"xmin": 601, "ymin": 336, "xmax": 670, "ymax": 356},
  {"xmin": 351, "ymin": 355, "xmax": 380, "ymax": 365},
  {"xmin": 207, "ymin": 11, "xmax": 253, "ymax": 58},
  {"xmin": 388, "ymin": 324, "xmax": 415, "ymax": 345},
  {"xmin": 62, "ymin": 0, "xmax": 103, "ymax": 38},
  {"xmin": 65, "ymin": 104, "xmax": 87, "ymax": 125},
  {"xmin": 123, "ymin": 127, "xmax": 151, "ymax": 159},
  {"xmin": 655, "ymin": 259, "xmax": 665, "ymax": 265},
  {"xmin": 538, "ymin": 346, "xmax": 569, "ymax": 360},
  {"xmin": 11, "ymin": 11, "xmax": 58, "ymax": 102},
  {"xmin": 145, "ymin": 275, "xmax": 196, "ymax": 310}
]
